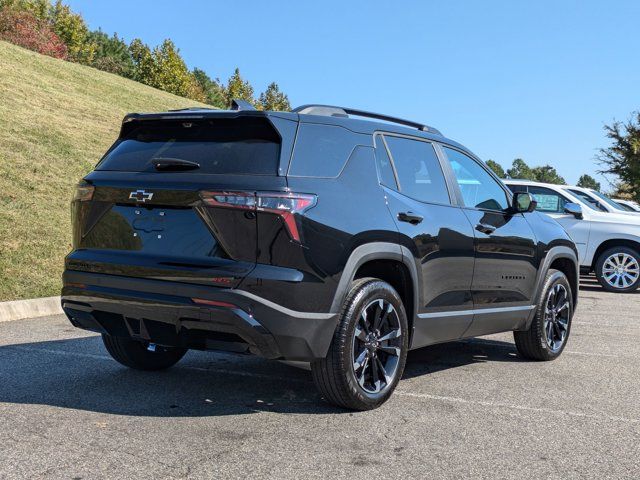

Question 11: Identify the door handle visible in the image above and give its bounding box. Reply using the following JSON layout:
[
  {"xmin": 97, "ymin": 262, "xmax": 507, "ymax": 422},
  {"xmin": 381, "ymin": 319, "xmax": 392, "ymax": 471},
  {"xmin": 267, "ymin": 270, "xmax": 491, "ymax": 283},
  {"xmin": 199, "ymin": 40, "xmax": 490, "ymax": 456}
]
[
  {"xmin": 398, "ymin": 212, "xmax": 423, "ymax": 225},
  {"xmin": 475, "ymin": 223, "xmax": 496, "ymax": 234}
]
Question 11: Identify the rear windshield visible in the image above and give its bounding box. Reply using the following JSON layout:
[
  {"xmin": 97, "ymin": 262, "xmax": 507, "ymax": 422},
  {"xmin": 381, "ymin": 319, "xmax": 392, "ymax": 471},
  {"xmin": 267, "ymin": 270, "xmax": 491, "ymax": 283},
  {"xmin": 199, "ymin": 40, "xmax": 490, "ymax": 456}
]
[{"xmin": 96, "ymin": 117, "xmax": 281, "ymax": 174}]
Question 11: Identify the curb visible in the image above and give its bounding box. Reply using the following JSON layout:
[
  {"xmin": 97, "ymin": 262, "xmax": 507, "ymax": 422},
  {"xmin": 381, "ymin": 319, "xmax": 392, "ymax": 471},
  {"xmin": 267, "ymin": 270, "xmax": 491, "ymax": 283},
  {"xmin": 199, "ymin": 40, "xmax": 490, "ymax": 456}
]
[{"xmin": 0, "ymin": 296, "xmax": 63, "ymax": 323}]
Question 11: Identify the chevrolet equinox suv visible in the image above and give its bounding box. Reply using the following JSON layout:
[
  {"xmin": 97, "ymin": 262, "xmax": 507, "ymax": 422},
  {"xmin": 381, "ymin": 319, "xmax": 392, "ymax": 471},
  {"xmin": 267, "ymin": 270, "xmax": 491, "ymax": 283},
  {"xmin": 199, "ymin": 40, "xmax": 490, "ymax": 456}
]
[{"xmin": 62, "ymin": 101, "xmax": 579, "ymax": 410}]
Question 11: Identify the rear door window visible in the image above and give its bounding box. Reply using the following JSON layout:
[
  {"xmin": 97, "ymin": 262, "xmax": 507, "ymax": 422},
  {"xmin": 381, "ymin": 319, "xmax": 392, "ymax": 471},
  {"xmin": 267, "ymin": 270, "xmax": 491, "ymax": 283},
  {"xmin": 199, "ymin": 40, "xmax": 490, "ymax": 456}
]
[
  {"xmin": 97, "ymin": 117, "xmax": 281, "ymax": 175},
  {"xmin": 383, "ymin": 135, "xmax": 450, "ymax": 205}
]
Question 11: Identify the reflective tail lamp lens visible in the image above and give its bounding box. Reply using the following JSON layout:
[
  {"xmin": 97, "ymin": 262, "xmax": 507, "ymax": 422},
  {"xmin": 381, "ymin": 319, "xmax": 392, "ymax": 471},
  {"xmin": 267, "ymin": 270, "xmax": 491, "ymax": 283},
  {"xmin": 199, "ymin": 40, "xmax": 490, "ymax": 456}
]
[
  {"xmin": 200, "ymin": 191, "xmax": 317, "ymax": 242},
  {"xmin": 74, "ymin": 184, "xmax": 94, "ymax": 202}
]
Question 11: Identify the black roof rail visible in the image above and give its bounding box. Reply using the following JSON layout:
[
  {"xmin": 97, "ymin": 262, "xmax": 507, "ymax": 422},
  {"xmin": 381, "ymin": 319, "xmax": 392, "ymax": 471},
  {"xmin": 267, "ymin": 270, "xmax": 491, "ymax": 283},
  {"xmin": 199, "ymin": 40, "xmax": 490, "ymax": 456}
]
[
  {"xmin": 292, "ymin": 104, "xmax": 442, "ymax": 135},
  {"xmin": 231, "ymin": 99, "xmax": 257, "ymax": 111}
]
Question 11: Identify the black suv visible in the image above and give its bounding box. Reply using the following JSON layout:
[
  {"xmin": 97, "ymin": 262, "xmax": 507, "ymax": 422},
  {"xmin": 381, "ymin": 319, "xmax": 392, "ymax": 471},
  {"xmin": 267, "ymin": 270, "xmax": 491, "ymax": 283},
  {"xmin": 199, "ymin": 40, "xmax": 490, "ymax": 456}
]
[{"xmin": 62, "ymin": 101, "xmax": 579, "ymax": 410}]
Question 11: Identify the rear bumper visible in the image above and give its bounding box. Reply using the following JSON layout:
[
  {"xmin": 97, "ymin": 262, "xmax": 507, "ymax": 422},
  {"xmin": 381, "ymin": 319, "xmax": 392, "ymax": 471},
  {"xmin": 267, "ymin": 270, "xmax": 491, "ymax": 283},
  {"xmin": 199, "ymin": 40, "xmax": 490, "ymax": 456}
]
[{"xmin": 61, "ymin": 270, "xmax": 339, "ymax": 361}]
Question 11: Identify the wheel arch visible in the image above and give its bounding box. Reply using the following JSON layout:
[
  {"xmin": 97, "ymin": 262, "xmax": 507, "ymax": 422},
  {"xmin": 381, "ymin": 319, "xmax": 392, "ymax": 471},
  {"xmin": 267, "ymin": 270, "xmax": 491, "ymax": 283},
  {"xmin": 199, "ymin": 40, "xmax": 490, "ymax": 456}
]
[
  {"xmin": 590, "ymin": 238, "xmax": 640, "ymax": 271},
  {"xmin": 330, "ymin": 243, "xmax": 420, "ymax": 341},
  {"xmin": 523, "ymin": 246, "xmax": 579, "ymax": 329}
]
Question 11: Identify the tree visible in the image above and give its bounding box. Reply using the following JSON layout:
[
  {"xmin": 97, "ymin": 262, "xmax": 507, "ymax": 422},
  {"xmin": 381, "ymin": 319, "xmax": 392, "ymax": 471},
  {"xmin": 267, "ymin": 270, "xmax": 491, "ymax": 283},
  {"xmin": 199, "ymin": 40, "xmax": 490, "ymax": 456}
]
[
  {"xmin": 576, "ymin": 174, "xmax": 601, "ymax": 191},
  {"xmin": 192, "ymin": 67, "xmax": 225, "ymax": 108},
  {"xmin": 0, "ymin": 5, "xmax": 67, "ymax": 58},
  {"xmin": 531, "ymin": 165, "xmax": 565, "ymax": 184},
  {"xmin": 224, "ymin": 68, "xmax": 255, "ymax": 107},
  {"xmin": 50, "ymin": 0, "xmax": 95, "ymax": 63},
  {"xmin": 258, "ymin": 82, "xmax": 290, "ymax": 111},
  {"xmin": 506, "ymin": 158, "xmax": 535, "ymax": 180},
  {"xmin": 485, "ymin": 160, "xmax": 505, "ymax": 178},
  {"xmin": 129, "ymin": 38, "xmax": 205, "ymax": 102},
  {"xmin": 598, "ymin": 112, "xmax": 640, "ymax": 202},
  {"xmin": 153, "ymin": 39, "xmax": 205, "ymax": 102},
  {"xmin": 89, "ymin": 29, "xmax": 134, "ymax": 78},
  {"xmin": 0, "ymin": 0, "xmax": 50, "ymax": 20},
  {"xmin": 129, "ymin": 38, "xmax": 156, "ymax": 85}
]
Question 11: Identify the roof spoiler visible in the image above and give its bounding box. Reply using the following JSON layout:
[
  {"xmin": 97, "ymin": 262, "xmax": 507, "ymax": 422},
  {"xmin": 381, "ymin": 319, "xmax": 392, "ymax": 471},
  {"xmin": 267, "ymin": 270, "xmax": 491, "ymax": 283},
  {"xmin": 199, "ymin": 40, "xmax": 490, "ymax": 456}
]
[{"xmin": 231, "ymin": 99, "xmax": 257, "ymax": 111}]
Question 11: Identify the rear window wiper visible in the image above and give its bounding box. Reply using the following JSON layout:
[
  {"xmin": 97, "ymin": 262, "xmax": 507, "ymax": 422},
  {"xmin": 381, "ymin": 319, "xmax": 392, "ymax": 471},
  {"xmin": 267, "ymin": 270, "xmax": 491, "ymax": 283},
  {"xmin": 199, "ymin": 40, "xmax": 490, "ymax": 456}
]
[{"xmin": 152, "ymin": 158, "xmax": 200, "ymax": 171}]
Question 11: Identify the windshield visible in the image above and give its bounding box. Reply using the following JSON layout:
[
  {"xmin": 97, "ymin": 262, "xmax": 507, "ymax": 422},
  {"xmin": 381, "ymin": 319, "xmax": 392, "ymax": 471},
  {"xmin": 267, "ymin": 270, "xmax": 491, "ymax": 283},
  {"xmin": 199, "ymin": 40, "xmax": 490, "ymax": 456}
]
[
  {"xmin": 567, "ymin": 189, "xmax": 607, "ymax": 212},
  {"xmin": 589, "ymin": 190, "xmax": 628, "ymax": 211}
]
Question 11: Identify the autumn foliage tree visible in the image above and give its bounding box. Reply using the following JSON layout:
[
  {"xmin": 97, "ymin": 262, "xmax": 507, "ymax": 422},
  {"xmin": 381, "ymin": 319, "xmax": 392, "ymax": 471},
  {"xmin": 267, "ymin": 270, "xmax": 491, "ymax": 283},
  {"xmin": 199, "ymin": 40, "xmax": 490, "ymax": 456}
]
[
  {"xmin": 0, "ymin": 0, "xmax": 292, "ymax": 108},
  {"xmin": 0, "ymin": 5, "xmax": 67, "ymax": 58},
  {"xmin": 49, "ymin": 0, "xmax": 94, "ymax": 63},
  {"xmin": 128, "ymin": 38, "xmax": 204, "ymax": 102}
]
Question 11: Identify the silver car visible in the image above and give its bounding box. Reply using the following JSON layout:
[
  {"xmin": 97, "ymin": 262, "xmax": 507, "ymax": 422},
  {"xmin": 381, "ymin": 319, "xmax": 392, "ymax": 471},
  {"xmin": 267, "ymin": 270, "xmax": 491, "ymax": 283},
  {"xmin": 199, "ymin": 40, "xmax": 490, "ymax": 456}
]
[{"xmin": 505, "ymin": 180, "xmax": 640, "ymax": 293}]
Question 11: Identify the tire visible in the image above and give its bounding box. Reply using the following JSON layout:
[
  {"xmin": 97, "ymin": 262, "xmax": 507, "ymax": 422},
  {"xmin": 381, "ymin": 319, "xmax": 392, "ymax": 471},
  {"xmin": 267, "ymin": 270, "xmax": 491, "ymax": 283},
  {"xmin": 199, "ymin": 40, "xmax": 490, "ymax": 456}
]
[
  {"xmin": 595, "ymin": 246, "xmax": 640, "ymax": 293},
  {"xmin": 514, "ymin": 269, "xmax": 573, "ymax": 361},
  {"xmin": 102, "ymin": 334, "xmax": 187, "ymax": 371},
  {"xmin": 311, "ymin": 278, "xmax": 409, "ymax": 411}
]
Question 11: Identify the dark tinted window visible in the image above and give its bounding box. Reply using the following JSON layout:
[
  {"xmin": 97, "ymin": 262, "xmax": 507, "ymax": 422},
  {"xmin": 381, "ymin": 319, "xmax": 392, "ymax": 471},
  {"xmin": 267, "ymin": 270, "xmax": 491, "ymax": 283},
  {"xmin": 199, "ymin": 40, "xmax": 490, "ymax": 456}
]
[
  {"xmin": 445, "ymin": 147, "xmax": 509, "ymax": 210},
  {"xmin": 374, "ymin": 135, "xmax": 397, "ymax": 188},
  {"xmin": 506, "ymin": 184, "xmax": 522, "ymax": 194},
  {"xmin": 568, "ymin": 189, "xmax": 608, "ymax": 212},
  {"xmin": 384, "ymin": 136, "xmax": 450, "ymax": 204},
  {"xmin": 617, "ymin": 202, "xmax": 636, "ymax": 212},
  {"xmin": 289, "ymin": 123, "xmax": 358, "ymax": 177},
  {"xmin": 528, "ymin": 186, "xmax": 569, "ymax": 213},
  {"xmin": 97, "ymin": 118, "xmax": 280, "ymax": 174}
]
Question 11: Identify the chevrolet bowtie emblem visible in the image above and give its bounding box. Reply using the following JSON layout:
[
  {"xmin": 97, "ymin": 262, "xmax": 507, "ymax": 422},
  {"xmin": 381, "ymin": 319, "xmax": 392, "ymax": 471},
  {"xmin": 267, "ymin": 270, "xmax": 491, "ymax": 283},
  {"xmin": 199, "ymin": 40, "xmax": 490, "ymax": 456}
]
[{"xmin": 129, "ymin": 190, "xmax": 154, "ymax": 202}]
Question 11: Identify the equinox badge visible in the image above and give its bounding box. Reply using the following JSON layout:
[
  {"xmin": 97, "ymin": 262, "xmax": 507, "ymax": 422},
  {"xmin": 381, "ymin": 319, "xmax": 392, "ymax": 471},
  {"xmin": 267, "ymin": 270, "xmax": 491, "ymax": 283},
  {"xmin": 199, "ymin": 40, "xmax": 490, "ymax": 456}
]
[{"xmin": 129, "ymin": 189, "xmax": 154, "ymax": 202}]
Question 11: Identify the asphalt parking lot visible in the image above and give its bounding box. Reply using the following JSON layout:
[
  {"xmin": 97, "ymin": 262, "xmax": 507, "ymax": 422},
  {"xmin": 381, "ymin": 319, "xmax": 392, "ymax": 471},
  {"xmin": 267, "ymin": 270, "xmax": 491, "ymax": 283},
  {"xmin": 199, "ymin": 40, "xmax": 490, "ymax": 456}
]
[{"xmin": 1, "ymin": 276, "xmax": 639, "ymax": 479}]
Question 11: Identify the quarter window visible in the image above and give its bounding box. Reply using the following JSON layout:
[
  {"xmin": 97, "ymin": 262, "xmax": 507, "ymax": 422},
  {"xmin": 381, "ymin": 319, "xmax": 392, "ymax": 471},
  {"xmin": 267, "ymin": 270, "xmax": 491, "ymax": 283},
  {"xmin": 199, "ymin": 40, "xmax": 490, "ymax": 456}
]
[
  {"xmin": 383, "ymin": 136, "xmax": 450, "ymax": 205},
  {"xmin": 444, "ymin": 147, "xmax": 509, "ymax": 210},
  {"xmin": 374, "ymin": 135, "xmax": 398, "ymax": 188}
]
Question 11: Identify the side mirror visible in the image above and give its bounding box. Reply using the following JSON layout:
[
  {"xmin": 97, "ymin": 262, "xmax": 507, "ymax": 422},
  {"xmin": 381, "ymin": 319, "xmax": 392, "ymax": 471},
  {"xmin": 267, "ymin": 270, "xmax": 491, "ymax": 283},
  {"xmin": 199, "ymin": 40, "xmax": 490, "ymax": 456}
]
[
  {"xmin": 512, "ymin": 192, "xmax": 537, "ymax": 213},
  {"xmin": 564, "ymin": 202, "xmax": 583, "ymax": 219}
]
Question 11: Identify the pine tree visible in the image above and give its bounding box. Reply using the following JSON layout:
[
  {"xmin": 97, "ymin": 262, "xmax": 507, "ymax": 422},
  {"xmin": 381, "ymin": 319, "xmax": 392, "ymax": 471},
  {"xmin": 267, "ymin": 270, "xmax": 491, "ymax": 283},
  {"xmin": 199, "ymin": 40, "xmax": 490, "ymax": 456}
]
[
  {"xmin": 192, "ymin": 68, "xmax": 226, "ymax": 108},
  {"xmin": 224, "ymin": 68, "xmax": 255, "ymax": 107},
  {"xmin": 576, "ymin": 174, "xmax": 601, "ymax": 191},
  {"xmin": 485, "ymin": 160, "xmax": 505, "ymax": 178},
  {"xmin": 531, "ymin": 165, "xmax": 565, "ymax": 185},
  {"xmin": 506, "ymin": 158, "xmax": 535, "ymax": 180},
  {"xmin": 258, "ymin": 82, "xmax": 290, "ymax": 111}
]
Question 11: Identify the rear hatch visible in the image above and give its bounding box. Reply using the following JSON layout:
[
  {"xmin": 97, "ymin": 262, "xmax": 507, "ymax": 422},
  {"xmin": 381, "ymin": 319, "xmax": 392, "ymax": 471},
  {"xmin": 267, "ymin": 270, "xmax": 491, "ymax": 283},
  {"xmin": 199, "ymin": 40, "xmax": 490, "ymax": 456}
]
[{"xmin": 68, "ymin": 112, "xmax": 297, "ymax": 288}]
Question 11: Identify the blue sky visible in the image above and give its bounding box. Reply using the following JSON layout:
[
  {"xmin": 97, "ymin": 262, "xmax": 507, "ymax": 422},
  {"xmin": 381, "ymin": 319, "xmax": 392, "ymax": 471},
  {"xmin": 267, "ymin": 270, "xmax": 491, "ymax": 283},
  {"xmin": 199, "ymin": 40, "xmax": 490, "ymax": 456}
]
[{"xmin": 67, "ymin": 0, "xmax": 640, "ymax": 188}]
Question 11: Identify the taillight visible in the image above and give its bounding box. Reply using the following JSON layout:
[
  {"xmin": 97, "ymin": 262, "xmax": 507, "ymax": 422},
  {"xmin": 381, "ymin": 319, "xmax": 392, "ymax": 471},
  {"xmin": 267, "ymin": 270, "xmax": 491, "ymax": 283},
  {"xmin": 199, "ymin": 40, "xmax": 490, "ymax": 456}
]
[
  {"xmin": 191, "ymin": 298, "xmax": 238, "ymax": 309},
  {"xmin": 200, "ymin": 191, "xmax": 317, "ymax": 242},
  {"xmin": 73, "ymin": 183, "xmax": 94, "ymax": 202}
]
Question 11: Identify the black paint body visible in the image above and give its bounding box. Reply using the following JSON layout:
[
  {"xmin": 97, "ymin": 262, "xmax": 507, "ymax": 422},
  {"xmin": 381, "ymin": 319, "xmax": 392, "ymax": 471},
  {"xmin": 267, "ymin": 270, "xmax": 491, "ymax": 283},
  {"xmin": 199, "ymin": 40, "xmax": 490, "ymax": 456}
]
[{"xmin": 62, "ymin": 109, "xmax": 578, "ymax": 361}]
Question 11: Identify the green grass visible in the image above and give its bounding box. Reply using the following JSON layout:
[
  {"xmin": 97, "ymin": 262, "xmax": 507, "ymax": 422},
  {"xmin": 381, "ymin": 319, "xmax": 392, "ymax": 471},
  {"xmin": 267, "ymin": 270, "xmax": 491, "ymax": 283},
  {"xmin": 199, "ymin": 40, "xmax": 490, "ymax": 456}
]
[{"xmin": 0, "ymin": 41, "xmax": 207, "ymax": 301}]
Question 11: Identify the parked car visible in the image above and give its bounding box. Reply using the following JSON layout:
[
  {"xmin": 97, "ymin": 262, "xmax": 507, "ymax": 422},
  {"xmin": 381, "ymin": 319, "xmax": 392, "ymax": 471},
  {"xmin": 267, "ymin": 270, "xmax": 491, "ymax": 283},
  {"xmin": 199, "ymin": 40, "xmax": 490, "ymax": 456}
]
[
  {"xmin": 505, "ymin": 180, "xmax": 640, "ymax": 293},
  {"xmin": 561, "ymin": 185, "xmax": 636, "ymax": 215},
  {"xmin": 62, "ymin": 101, "xmax": 579, "ymax": 410},
  {"xmin": 613, "ymin": 198, "xmax": 640, "ymax": 212}
]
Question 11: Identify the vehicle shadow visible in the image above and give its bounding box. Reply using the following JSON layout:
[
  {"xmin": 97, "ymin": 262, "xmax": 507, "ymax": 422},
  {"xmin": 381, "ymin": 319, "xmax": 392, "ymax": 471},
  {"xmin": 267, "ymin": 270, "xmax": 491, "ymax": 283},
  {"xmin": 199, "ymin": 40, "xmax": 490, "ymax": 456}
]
[
  {"xmin": 0, "ymin": 335, "xmax": 520, "ymax": 417},
  {"xmin": 404, "ymin": 337, "xmax": 521, "ymax": 379}
]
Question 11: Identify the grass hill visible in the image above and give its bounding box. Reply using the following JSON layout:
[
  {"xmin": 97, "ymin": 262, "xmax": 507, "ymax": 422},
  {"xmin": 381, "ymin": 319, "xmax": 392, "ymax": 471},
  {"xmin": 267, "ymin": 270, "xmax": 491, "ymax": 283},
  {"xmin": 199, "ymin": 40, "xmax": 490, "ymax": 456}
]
[{"xmin": 0, "ymin": 40, "xmax": 207, "ymax": 301}]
